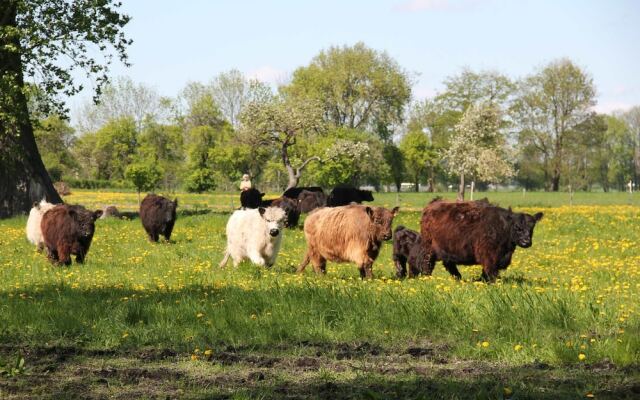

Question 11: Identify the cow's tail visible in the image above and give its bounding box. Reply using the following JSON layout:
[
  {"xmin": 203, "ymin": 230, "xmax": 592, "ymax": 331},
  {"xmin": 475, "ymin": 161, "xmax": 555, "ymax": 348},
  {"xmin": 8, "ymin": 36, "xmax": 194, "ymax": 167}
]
[{"xmin": 219, "ymin": 251, "xmax": 230, "ymax": 268}]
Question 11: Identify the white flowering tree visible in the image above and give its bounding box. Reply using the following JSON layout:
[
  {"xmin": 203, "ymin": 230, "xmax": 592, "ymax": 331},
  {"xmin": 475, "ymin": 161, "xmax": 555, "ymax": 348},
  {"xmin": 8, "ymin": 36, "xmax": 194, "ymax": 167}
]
[{"xmin": 443, "ymin": 102, "xmax": 514, "ymax": 200}]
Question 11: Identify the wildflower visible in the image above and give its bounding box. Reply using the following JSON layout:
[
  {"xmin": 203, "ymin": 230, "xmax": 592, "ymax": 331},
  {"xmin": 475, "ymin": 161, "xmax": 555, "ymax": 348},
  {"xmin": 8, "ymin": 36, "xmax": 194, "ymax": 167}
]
[
  {"xmin": 481, "ymin": 341, "xmax": 489, "ymax": 348},
  {"xmin": 204, "ymin": 349, "xmax": 213, "ymax": 357},
  {"xmin": 196, "ymin": 313, "xmax": 204, "ymax": 318},
  {"xmin": 578, "ymin": 353, "xmax": 586, "ymax": 361},
  {"xmin": 191, "ymin": 354, "xmax": 198, "ymax": 361},
  {"xmin": 122, "ymin": 332, "xmax": 129, "ymax": 339},
  {"xmin": 514, "ymin": 344, "xmax": 523, "ymax": 351}
]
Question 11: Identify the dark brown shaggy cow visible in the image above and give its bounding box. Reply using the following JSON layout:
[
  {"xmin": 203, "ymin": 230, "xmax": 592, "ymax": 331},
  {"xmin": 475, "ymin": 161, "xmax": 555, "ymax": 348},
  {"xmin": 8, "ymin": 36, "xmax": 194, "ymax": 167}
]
[
  {"xmin": 298, "ymin": 204, "xmax": 399, "ymax": 279},
  {"xmin": 392, "ymin": 225, "xmax": 428, "ymax": 278},
  {"xmin": 261, "ymin": 196, "xmax": 300, "ymax": 228},
  {"xmin": 140, "ymin": 194, "xmax": 178, "ymax": 242},
  {"xmin": 420, "ymin": 199, "xmax": 543, "ymax": 281},
  {"xmin": 297, "ymin": 190, "xmax": 327, "ymax": 213},
  {"xmin": 41, "ymin": 204, "xmax": 102, "ymax": 265},
  {"xmin": 327, "ymin": 186, "xmax": 374, "ymax": 207},
  {"xmin": 240, "ymin": 188, "xmax": 264, "ymax": 209}
]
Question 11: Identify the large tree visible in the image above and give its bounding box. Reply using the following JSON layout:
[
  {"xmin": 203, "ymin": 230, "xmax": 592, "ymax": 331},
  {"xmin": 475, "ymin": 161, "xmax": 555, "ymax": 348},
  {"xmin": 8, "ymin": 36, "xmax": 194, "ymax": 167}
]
[
  {"xmin": 283, "ymin": 42, "xmax": 412, "ymax": 141},
  {"xmin": 210, "ymin": 69, "xmax": 273, "ymax": 128},
  {"xmin": 239, "ymin": 97, "xmax": 325, "ymax": 189},
  {"xmin": 0, "ymin": 0, "xmax": 130, "ymax": 217},
  {"xmin": 512, "ymin": 59, "xmax": 596, "ymax": 191},
  {"xmin": 620, "ymin": 106, "xmax": 640, "ymax": 186},
  {"xmin": 443, "ymin": 102, "xmax": 514, "ymax": 200},
  {"xmin": 399, "ymin": 129, "xmax": 437, "ymax": 192}
]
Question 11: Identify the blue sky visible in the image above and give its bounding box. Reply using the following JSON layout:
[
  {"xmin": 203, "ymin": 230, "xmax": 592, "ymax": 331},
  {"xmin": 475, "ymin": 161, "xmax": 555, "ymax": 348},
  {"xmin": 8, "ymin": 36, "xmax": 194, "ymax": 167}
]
[{"xmin": 72, "ymin": 0, "xmax": 640, "ymax": 115}]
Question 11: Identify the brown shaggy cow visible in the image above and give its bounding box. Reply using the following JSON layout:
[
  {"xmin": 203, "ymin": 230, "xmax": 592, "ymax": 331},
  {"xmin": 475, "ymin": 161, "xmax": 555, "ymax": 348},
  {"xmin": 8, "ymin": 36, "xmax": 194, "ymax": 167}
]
[
  {"xmin": 298, "ymin": 204, "xmax": 399, "ymax": 279},
  {"xmin": 420, "ymin": 199, "xmax": 543, "ymax": 281},
  {"xmin": 392, "ymin": 225, "xmax": 428, "ymax": 278},
  {"xmin": 140, "ymin": 194, "xmax": 178, "ymax": 242},
  {"xmin": 41, "ymin": 204, "xmax": 103, "ymax": 265}
]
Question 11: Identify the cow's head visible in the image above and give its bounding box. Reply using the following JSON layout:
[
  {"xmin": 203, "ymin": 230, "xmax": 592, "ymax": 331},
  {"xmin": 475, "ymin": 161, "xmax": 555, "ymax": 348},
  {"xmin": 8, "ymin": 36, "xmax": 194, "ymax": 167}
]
[
  {"xmin": 366, "ymin": 206, "xmax": 399, "ymax": 241},
  {"xmin": 359, "ymin": 190, "xmax": 375, "ymax": 202},
  {"xmin": 258, "ymin": 206, "xmax": 286, "ymax": 238},
  {"xmin": 69, "ymin": 207, "xmax": 102, "ymax": 238},
  {"xmin": 165, "ymin": 198, "xmax": 178, "ymax": 222},
  {"xmin": 511, "ymin": 211, "xmax": 543, "ymax": 248}
]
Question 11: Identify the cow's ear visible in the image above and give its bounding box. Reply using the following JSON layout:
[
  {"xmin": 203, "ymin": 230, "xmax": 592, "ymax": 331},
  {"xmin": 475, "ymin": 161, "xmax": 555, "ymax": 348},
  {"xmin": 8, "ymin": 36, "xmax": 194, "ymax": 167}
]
[
  {"xmin": 508, "ymin": 206, "xmax": 512, "ymax": 213},
  {"xmin": 93, "ymin": 210, "xmax": 103, "ymax": 220},
  {"xmin": 258, "ymin": 207, "xmax": 266, "ymax": 216},
  {"xmin": 391, "ymin": 206, "xmax": 399, "ymax": 216},
  {"xmin": 32, "ymin": 201, "xmax": 39, "ymax": 209},
  {"xmin": 260, "ymin": 192, "xmax": 265, "ymax": 197},
  {"xmin": 534, "ymin": 212, "xmax": 543, "ymax": 221},
  {"xmin": 365, "ymin": 206, "xmax": 374, "ymax": 219},
  {"xmin": 173, "ymin": 198, "xmax": 178, "ymax": 207}
]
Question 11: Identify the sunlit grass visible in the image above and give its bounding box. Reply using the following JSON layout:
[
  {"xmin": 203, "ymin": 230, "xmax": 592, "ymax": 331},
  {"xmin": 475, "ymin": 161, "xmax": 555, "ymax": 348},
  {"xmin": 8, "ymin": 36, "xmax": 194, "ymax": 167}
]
[{"xmin": 1, "ymin": 193, "xmax": 638, "ymax": 371}]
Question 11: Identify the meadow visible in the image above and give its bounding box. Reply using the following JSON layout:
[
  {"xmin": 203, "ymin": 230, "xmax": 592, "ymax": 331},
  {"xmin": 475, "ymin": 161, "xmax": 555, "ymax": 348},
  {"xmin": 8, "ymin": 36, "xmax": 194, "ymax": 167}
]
[{"xmin": 0, "ymin": 191, "xmax": 639, "ymax": 399}]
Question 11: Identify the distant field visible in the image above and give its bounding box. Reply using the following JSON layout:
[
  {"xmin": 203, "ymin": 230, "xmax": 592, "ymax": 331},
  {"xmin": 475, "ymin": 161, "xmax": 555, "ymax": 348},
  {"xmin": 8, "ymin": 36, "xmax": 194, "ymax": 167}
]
[
  {"xmin": 0, "ymin": 191, "xmax": 638, "ymax": 399},
  {"xmin": 63, "ymin": 189, "xmax": 640, "ymax": 212}
]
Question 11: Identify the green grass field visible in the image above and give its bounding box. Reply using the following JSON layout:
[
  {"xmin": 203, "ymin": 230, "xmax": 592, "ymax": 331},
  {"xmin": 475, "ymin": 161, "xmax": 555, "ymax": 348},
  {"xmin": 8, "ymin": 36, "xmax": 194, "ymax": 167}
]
[{"xmin": 0, "ymin": 191, "xmax": 639, "ymax": 399}]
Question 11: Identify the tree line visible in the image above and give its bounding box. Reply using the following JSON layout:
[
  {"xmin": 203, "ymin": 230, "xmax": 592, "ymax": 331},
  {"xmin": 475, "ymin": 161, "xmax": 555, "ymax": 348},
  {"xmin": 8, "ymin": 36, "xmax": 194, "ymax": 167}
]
[{"xmin": 38, "ymin": 44, "xmax": 640, "ymax": 198}]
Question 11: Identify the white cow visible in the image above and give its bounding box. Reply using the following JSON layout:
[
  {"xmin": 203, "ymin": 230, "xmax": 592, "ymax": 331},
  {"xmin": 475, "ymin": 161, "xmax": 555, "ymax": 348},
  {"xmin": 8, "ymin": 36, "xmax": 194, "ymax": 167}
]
[
  {"xmin": 26, "ymin": 199, "xmax": 57, "ymax": 251},
  {"xmin": 219, "ymin": 207, "xmax": 286, "ymax": 268}
]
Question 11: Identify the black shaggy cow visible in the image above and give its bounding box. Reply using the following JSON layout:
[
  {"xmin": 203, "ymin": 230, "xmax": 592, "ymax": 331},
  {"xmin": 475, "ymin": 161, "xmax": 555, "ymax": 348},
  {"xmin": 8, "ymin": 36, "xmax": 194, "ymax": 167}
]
[
  {"xmin": 240, "ymin": 188, "xmax": 265, "ymax": 209},
  {"xmin": 420, "ymin": 199, "xmax": 543, "ymax": 281},
  {"xmin": 282, "ymin": 186, "xmax": 324, "ymax": 200},
  {"xmin": 140, "ymin": 194, "xmax": 178, "ymax": 242},
  {"xmin": 41, "ymin": 204, "xmax": 103, "ymax": 265},
  {"xmin": 392, "ymin": 225, "xmax": 428, "ymax": 278},
  {"xmin": 261, "ymin": 196, "xmax": 300, "ymax": 228},
  {"xmin": 327, "ymin": 186, "xmax": 374, "ymax": 207},
  {"xmin": 297, "ymin": 190, "xmax": 327, "ymax": 213}
]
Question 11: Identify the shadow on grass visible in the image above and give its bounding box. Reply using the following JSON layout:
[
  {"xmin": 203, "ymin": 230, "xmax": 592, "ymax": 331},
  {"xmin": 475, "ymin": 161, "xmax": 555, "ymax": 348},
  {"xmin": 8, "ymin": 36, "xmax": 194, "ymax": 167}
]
[{"xmin": 0, "ymin": 343, "xmax": 637, "ymax": 400}]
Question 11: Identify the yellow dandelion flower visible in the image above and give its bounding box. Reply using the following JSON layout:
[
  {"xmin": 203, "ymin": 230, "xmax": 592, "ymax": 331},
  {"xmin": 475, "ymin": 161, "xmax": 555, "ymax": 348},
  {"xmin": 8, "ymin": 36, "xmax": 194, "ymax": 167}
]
[
  {"xmin": 204, "ymin": 349, "xmax": 213, "ymax": 357},
  {"xmin": 578, "ymin": 353, "xmax": 586, "ymax": 361},
  {"xmin": 514, "ymin": 344, "xmax": 523, "ymax": 351},
  {"xmin": 196, "ymin": 313, "xmax": 204, "ymax": 318},
  {"xmin": 481, "ymin": 341, "xmax": 489, "ymax": 348}
]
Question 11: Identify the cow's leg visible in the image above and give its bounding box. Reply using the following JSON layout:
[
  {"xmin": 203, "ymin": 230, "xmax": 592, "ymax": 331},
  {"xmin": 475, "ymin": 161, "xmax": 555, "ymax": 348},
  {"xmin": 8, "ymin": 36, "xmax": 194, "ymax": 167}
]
[
  {"xmin": 481, "ymin": 265, "xmax": 499, "ymax": 282},
  {"xmin": 443, "ymin": 262, "xmax": 462, "ymax": 280},
  {"xmin": 57, "ymin": 242, "xmax": 72, "ymax": 266},
  {"xmin": 247, "ymin": 248, "xmax": 266, "ymax": 266},
  {"xmin": 496, "ymin": 252, "xmax": 513, "ymax": 270},
  {"xmin": 219, "ymin": 251, "xmax": 230, "ymax": 268},
  {"xmin": 46, "ymin": 246, "xmax": 58, "ymax": 263},
  {"xmin": 148, "ymin": 230, "xmax": 159, "ymax": 243},
  {"xmin": 394, "ymin": 256, "xmax": 407, "ymax": 278},
  {"xmin": 163, "ymin": 222, "xmax": 175, "ymax": 242},
  {"xmin": 297, "ymin": 251, "xmax": 311, "ymax": 273},
  {"xmin": 423, "ymin": 251, "xmax": 437, "ymax": 276},
  {"xmin": 311, "ymin": 256, "xmax": 326, "ymax": 274}
]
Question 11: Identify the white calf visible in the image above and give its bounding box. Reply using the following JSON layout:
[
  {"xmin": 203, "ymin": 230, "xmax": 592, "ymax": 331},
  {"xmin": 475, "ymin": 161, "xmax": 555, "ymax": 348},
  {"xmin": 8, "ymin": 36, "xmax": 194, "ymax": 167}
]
[
  {"xmin": 26, "ymin": 199, "xmax": 56, "ymax": 251},
  {"xmin": 219, "ymin": 207, "xmax": 286, "ymax": 268}
]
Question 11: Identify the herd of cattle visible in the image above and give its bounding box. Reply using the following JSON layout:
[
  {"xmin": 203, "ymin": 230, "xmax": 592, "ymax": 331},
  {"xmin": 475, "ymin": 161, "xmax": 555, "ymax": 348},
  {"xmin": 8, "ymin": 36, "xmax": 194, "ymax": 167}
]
[{"xmin": 25, "ymin": 185, "xmax": 544, "ymax": 281}]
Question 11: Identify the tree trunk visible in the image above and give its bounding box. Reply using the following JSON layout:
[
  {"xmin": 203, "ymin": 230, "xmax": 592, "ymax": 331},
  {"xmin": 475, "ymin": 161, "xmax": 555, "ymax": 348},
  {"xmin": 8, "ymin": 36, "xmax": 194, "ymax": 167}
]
[
  {"xmin": 414, "ymin": 176, "xmax": 419, "ymax": 192},
  {"xmin": 281, "ymin": 141, "xmax": 320, "ymax": 190},
  {"xmin": 0, "ymin": 3, "xmax": 62, "ymax": 218},
  {"xmin": 551, "ymin": 173, "xmax": 560, "ymax": 192},
  {"xmin": 457, "ymin": 173, "xmax": 465, "ymax": 201}
]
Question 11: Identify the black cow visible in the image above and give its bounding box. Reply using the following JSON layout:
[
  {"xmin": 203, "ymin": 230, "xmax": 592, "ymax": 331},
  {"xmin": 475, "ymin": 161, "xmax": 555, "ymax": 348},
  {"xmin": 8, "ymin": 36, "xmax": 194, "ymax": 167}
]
[
  {"xmin": 140, "ymin": 194, "xmax": 178, "ymax": 242},
  {"xmin": 327, "ymin": 186, "xmax": 374, "ymax": 207},
  {"xmin": 282, "ymin": 186, "xmax": 324, "ymax": 200},
  {"xmin": 420, "ymin": 199, "xmax": 543, "ymax": 281},
  {"xmin": 298, "ymin": 190, "xmax": 327, "ymax": 213},
  {"xmin": 240, "ymin": 188, "xmax": 265, "ymax": 209},
  {"xmin": 392, "ymin": 225, "xmax": 428, "ymax": 278}
]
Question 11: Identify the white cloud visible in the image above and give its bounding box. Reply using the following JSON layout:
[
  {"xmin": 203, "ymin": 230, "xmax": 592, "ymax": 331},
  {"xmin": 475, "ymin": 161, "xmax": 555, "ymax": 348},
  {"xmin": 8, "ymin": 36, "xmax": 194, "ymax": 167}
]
[{"xmin": 247, "ymin": 65, "xmax": 289, "ymax": 86}]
